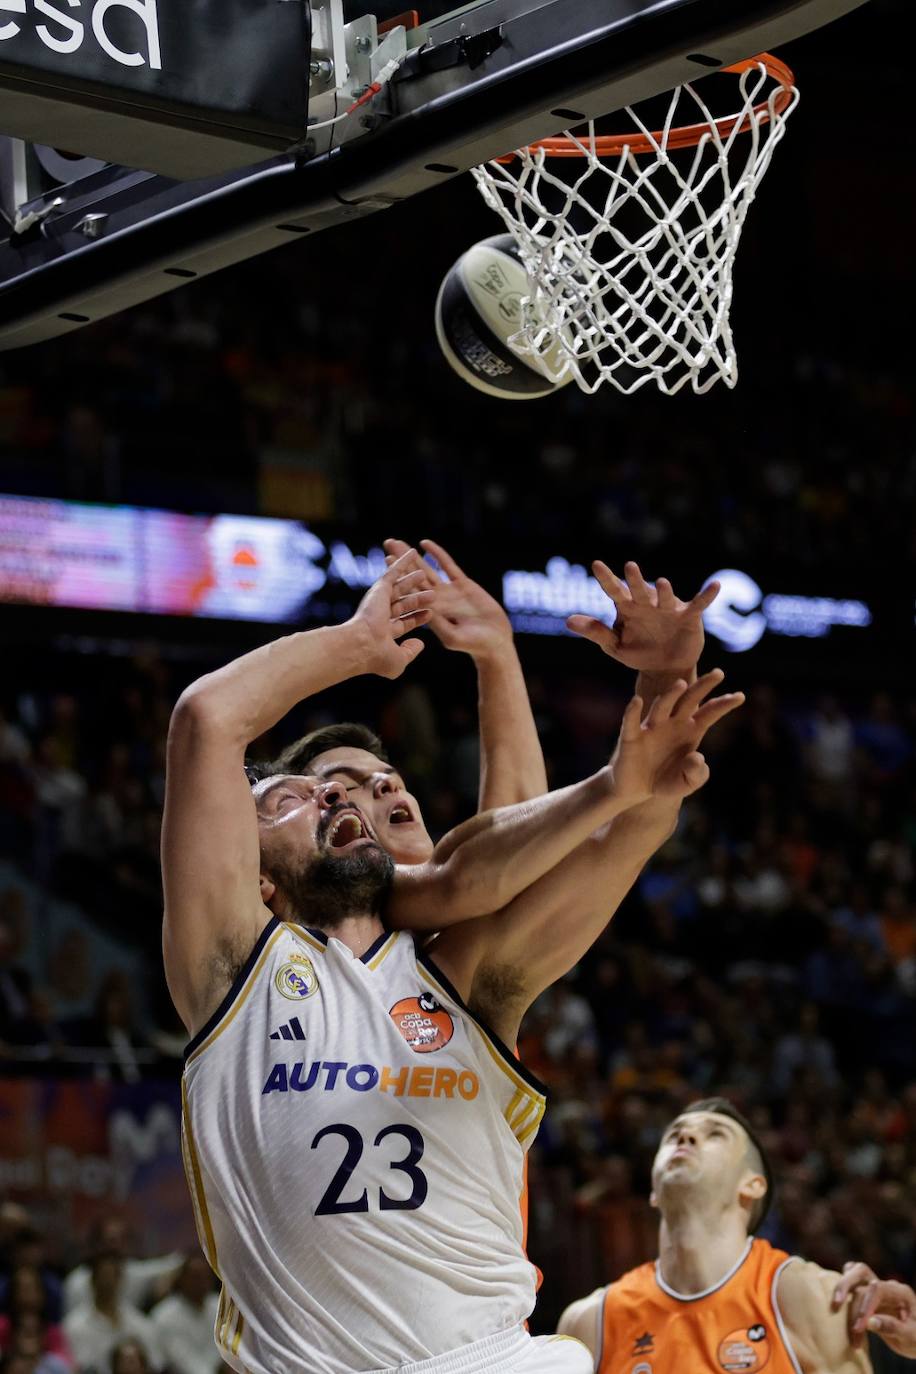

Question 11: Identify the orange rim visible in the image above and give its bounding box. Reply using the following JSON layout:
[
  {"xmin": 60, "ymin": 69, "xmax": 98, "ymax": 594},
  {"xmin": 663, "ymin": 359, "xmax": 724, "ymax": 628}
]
[{"xmin": 495, "ymin": 53, "xmax": 795, "ymax": 161}]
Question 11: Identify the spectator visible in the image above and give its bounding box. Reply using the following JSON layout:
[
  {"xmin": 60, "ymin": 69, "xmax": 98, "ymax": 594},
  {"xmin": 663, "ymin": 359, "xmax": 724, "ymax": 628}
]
[
  {"xmin": 60, "ymin": 975, "xmax": 149, "ymax": 1085},
  {"xmin": 771, "ymin": 1003, "xmax": 839, "ymax": 1097},
  {"xmin": 805, "ymin": 694, "xmax": 855, "ymax": 787},
  {"xmin": 63, "ymin": 1255, "xmax": 161, "ymax": 1374},
  {"xmin": 1, "ymin": 1318, "xmax": 71, "ymax": 1373},
  {"xmin": 63, "ymin": 1221, "xmax": 179, "ymax": 1318},
  {"xmin": 0, "ymin": 1266, "xmax": 72, "ymax": 1368},
  {"xmin": 148, "ymin": 1256, "xmax": 219, "ymax": 1374},
  {"xmin": 109, "ymin": 1341, "xmax": 149, "ymax": 1374}
]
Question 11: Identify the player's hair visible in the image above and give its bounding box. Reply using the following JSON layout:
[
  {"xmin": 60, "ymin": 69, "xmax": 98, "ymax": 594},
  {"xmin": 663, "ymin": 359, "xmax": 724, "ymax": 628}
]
[
  {"xmin": 681, "ymin": 1097, "xmax": 774, "ymax": 1233},
  {"xmin": 245, "ymin": 723, "xmax": 388, "ymax": 786}
]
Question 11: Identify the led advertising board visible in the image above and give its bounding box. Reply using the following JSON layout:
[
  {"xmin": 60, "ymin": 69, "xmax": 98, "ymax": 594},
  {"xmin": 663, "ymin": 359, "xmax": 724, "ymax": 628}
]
[{"xmin": 0, "ymin": 495, "xmax": 902, "ymax": 661}]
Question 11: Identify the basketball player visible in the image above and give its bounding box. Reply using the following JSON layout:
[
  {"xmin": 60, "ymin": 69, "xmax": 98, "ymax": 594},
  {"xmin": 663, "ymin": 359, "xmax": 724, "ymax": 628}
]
[
  {"xmin": 263, "ymin": 547, "xmax": 722, "ymax": 1084},
  {"xmin": 270, "ymin": 543, "xmax": 718, "ymax": 877},
  {"xmin": 165, "ymin": 551, "xmax": 742, "ymax": 1373},
  {"xmin": 557, "ymin": 1098, "xmax": 876, "ymax": 1373},
  {"xmin": 256, "ymin": 533, "xmax": 555, "ymax": 869}
]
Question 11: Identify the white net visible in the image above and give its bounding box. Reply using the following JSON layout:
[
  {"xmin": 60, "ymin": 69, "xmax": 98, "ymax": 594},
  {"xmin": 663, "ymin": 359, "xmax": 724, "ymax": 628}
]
[{"xmin": 471, "ymin": 60, "xmax": 799, "ymax": 396}]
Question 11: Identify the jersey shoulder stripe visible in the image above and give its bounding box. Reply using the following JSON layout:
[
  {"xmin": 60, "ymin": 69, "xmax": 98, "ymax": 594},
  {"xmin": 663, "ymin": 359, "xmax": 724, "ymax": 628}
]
[
  {"xmin": 180, "ymin": 1077, "xmax": 219, "ymax": 1276},
  {"xmin": 770, "ymin": 1257, "xmax": 805, "ymax": 1374},
  {"xmin": 183, "ymin": 915, "xmax": 284, "ymax": 1064},
  {"xmin": 417, "ymin": 951, "xmax": 548, "ymax": 1099}
]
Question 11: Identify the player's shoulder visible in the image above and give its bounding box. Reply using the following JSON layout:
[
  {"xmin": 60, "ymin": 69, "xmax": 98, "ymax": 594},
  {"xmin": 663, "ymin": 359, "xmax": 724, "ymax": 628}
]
[
  {"xmin": 607, "ymin": 1259, "xmax": 658, "ymax": 1299},
  {"xmin": 560, "ymin": 1287, "xmax": 606, "ymax": 1322},
  {"xmin": 775, "ymin": 1255, "xmax": 833, "ymax": 1310},
  {"xmin": 557, "ymin": 1287, "xmax": 606, "ymax": 1357},
  {"xmin": 743, "ymin": 1236, "xmax": 794, "ymax": 1284}
]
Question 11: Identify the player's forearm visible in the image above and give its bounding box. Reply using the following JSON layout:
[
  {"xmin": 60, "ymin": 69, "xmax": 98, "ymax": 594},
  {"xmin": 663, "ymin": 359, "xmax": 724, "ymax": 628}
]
[
  {"xmin": 172, "ymin": 620, "xmax": 371, "ymax": 750},
  {"xmin": 475, "ymin": 648, "xmax": 548, "ymax": 810},
  {"xmin": 636, "ymin": 664, "xmax": 698, "ymax": 707},
  {"xmin": 387, "ymin": 767, "xmax": 637, "ymax": 927},
  {"xmin": 475, "ymin": 794, "xmax": 681, "ymax": 992}
]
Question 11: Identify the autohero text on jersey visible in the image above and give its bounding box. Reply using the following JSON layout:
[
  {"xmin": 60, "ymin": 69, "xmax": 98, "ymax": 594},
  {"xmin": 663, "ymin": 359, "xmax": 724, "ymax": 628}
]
[{"xmin": 262, "ymin": 1059, "xmax": 480, "ymax": 1099}]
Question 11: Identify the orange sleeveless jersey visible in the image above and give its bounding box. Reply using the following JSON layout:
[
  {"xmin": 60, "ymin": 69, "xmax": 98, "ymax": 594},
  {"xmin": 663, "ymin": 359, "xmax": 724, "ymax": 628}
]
[{"xmin": 597, "ymin": 1238, "xmax": 802, "ymax": 1374}]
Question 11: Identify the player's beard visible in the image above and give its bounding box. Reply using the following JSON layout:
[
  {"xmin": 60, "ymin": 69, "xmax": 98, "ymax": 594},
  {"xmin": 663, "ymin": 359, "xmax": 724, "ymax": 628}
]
[{"xmin": 267, "ymin": 842, "xmax": 395, "ymax": 929}]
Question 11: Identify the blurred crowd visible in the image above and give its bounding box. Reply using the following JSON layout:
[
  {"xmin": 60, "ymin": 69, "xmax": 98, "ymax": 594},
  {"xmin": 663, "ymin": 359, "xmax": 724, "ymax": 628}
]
[
  {"xmin": 1, "ymin": 632, "xmax": 915, "ymax": 1341},
  {"xmin": 0, "ymin": 1205, "xmax": 228, "ymax": 1374}
]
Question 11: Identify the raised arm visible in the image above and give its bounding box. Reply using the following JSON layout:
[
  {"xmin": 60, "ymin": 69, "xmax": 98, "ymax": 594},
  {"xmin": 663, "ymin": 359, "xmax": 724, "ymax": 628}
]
[
  {"xmin": 565, "ymin": 555, "xmax": 720, "ymax": 907},
  {"xmin": 384, "ymin": 537, "xmax": 547, "ymax": 808},
  {"xmin": 387, "ymin": 674, "xmax": 738, "ymax": 930},
  {"xmin": 424, "ymin": 672, "xmax": 742, "ymax": 1039},
  {"xmin": 162, "ymin": 552, "xmax": 432, "ymax": 1034}
]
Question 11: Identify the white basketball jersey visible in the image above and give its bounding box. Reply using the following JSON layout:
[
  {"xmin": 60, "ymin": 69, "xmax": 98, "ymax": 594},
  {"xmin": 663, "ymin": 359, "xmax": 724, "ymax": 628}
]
[{"xmin": 181, "ymin": 917, "xmax": 547, "ymax": 1373}]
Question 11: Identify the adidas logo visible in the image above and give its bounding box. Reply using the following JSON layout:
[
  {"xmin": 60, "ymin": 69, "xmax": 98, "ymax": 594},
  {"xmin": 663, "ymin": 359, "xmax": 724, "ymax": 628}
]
[{"xmin": 269, "ymin": 1016, "xmax": 307, "ymax": 1042}]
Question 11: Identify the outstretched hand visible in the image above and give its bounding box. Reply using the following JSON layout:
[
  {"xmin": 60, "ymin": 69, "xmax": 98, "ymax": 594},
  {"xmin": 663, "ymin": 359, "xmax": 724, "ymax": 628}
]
[
  {"xmin": 608, "ymin": 669, "xmax": 744, "ymax": 805},
  {"xmin": 832, "ymin": 1263, "xmax": 916, "ymax": 1356},
  {"xmin": 568, "ymin": 560, "xmax": 720, "ymax": 675},
  {"xmin": 351, "ymin": 549, "xmax": 435, "ymax": 679},
  {"xmin": 383, "ymin": 537, "xmax": 512, "ymax": 662}
]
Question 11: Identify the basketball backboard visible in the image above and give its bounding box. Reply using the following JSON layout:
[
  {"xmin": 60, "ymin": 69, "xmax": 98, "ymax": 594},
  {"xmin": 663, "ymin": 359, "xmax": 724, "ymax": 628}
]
[{"xmin": 0, "ymin": 0, "xmax": 872, "ymax": 349}]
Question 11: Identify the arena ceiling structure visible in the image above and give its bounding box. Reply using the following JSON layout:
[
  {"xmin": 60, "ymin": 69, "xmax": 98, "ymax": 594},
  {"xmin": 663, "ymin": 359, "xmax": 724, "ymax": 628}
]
[{"xmin": 0, "ymin": 0, "xmax": 871, "ymax": 349}]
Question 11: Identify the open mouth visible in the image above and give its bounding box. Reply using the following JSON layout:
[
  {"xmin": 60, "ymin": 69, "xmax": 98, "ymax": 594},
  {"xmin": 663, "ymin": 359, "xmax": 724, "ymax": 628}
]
[
  {"xmin": 327, "ymin": 810, "xmax": 372, "ymax": 852},
  {"xmin": 388, "ymin": 803, "xmax": 414, "ymax": 826}
]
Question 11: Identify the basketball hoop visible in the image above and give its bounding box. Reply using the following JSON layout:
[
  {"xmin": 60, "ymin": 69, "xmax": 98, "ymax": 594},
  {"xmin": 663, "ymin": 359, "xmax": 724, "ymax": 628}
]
[{"xmin": 471, "ymin": 55, "xmax": 799, "ymax": 396}]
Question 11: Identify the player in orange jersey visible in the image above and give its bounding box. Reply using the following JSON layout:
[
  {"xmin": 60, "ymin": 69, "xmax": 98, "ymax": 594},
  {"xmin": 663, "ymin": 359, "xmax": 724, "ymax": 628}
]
[{"xmin": 558, "ymin": 1097, "xmax": 874, "ymax": 1374}]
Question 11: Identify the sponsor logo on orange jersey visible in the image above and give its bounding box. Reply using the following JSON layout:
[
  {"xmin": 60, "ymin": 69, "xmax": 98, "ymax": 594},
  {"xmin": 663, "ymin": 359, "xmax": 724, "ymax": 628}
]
[
  {"xmin": 389, "ymin": 992, "xmax": 454, "ymax": 1053},
  {"xmin": 718, "ymin": 1325, "xmax": 770, "ymax": 1372}
]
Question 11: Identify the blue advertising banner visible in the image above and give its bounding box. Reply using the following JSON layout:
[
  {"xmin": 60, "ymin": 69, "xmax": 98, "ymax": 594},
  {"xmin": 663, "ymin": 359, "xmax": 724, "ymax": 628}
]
[{"xmin": 0, "ymin": 1078, "xmax": 195, "ymax": 1262}]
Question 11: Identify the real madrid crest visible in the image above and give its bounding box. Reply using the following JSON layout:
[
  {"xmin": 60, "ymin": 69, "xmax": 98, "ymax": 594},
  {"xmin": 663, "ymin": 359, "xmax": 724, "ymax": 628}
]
[{"xmin": 275, "ymin": 952, "xmax": 319, "ymax": 1001}]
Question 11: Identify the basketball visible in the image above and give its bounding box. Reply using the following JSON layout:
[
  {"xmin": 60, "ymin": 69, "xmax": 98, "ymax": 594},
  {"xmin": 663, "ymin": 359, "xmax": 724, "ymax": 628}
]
[{"xmin": 434, "ymin": 235, "xmax": 573, "ymax": 400}]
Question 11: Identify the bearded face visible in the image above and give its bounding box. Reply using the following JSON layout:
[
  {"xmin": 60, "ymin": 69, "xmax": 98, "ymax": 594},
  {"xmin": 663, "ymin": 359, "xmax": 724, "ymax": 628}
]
[
  {"xmin": 265, "ymin": 832, "xmax": 394, "ymax": 927},
  {"xmin": 254, "ymin": 774, "xmax": 395, "ymax": 926}
]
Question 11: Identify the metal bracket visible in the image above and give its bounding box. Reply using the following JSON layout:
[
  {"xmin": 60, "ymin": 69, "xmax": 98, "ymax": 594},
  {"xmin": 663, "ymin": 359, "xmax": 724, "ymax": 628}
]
[{"xmin": 11, "ymin": 194, "xmax": 64, "ymax": 238}]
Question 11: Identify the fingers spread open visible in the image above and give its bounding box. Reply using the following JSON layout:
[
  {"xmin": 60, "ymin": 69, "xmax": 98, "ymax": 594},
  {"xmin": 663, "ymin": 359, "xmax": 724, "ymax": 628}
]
[
  {"xmin": 393, "ymin": 587, "xmax": 435, "ymax": 615},
  {"xmin": 624, "ymin": 560, "xmax": 655, "ymax": 606},
  {"xmin": 394, "ymin": 567, "xmax": 433, "ymax": 593},
  {"xmin": 620, "ymin": 695, "xmax": 645, "ymax": 741},
  {"xmin": 391, "ymin": 608, "xmax": 432, "ymax": 639},
  {"xmin": 592, "ymin": 560, "xmax": 630, "ymax": 605},
  {"xmin": 681, "ymin": 751, "xmax": 710, "ymax": 792},
  {"xmin": 690, "ymin": 579, "xmax": 721, "ymax": 613},
  {"xmin": 384, "ymin": 547, "xmax": 423, "ymax": 583},
  {"xmin": 655, "ymin": 577, "xmax": 677, "ymax": 611},
  {"xmin": 671, "ymin": 667, "xmax": 725, "ymax": 717},
  {"xmin": 691, "ymin": 692, "xmax": 745, "ymax": 738},
  {"xmin": 646, "ymin": 678, "xmax": 689, "ymax": 724},
  {"xmin": 396, "ymin": 637, "xmax": 425, "ymax": 665},
  {"xmin": 420, "ymin": 538, "xmax": 464, "ymax": 581},
  {"xmin": 566, "ymin": 615, "xmax": 619, "ymax": 651}
]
